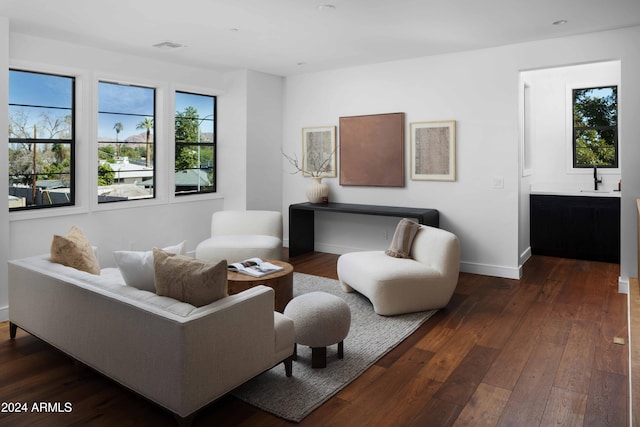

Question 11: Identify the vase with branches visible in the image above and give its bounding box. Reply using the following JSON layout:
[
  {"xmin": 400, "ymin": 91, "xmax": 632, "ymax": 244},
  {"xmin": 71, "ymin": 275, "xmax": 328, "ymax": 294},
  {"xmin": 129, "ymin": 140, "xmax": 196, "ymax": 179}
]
[
  {"xmin": 282, "ymin": 148, "xmax": 335, "ymax": 203},
  {"xmin": 282, "ymin": 149, "xmax": 335, "ymax": 178}
]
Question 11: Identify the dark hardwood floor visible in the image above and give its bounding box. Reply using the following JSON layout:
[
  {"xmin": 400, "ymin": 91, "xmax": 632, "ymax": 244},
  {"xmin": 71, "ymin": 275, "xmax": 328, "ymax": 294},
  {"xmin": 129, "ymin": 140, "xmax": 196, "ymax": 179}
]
[{"xmin": 0, "ymin": 253, "xmax": 628, "ymax": 426}]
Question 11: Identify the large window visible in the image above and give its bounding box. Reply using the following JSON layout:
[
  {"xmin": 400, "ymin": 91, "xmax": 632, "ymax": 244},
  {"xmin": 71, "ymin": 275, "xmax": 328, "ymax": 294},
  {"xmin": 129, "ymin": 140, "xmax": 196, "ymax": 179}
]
[
  {"xmin": 98, "ymin": 81, "xmax": 155, "ymax": 203},
  {"xmin": 174, "ymin": 91, "xmax": 216, "ymax": 195},
  {"xmin": 8, "ymin": 70, "xmax": 75, "ymax": 210},
  {"xmin": 573, "ymin": 85, "xmax": 618, "ymax": 168}
]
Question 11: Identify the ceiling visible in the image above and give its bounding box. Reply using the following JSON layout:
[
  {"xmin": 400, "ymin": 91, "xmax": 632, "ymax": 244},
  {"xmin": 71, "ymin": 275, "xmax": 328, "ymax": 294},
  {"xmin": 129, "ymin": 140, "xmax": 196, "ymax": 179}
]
[{"xmin": 1, "ymin": 0, "xmax": 639, "ymax": 76}]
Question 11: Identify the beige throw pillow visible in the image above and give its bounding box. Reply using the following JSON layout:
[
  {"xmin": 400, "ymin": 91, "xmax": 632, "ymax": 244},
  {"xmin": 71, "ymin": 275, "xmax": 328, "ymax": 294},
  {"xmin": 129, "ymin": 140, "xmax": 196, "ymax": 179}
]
[
  {"xmin": 50, "ymin": 226, "xmax": 101, "ymax": 275},
  {"xmin": 385, "ymin": 218, "xmax": 421, "ymax": 259},
  {"xmin": 153, "ymin": 248, "xmax": 228, "ymax": 307}
]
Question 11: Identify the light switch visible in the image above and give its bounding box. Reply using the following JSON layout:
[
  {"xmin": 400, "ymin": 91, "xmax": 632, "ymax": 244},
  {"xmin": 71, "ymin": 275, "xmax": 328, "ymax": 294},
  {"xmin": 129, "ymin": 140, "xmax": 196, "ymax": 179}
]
[{"xmin": 492, "ymin": 176, "xmax": 504, "ymax": 189}]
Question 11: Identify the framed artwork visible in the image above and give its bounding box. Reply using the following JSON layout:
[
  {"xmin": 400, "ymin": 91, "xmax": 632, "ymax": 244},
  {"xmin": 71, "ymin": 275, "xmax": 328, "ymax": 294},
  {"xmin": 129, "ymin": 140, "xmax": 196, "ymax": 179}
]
[
  {"xmin": 302, "ymin": 126, "xmax": 336, "ymax": 177},
  {"xmin": 339, "ymin": 112, "xmax": 405, "ymax": 187},
  {"xmin": 410, "ymin": 120, "xmax": 456, "ymax": 181}
]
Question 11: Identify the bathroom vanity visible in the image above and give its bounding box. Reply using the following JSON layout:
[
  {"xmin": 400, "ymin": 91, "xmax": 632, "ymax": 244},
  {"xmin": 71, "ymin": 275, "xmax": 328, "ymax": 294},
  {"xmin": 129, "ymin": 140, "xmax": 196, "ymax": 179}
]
[{"xmin": 530, "ymin": 192, "xmax": 620, "ymax": 263}]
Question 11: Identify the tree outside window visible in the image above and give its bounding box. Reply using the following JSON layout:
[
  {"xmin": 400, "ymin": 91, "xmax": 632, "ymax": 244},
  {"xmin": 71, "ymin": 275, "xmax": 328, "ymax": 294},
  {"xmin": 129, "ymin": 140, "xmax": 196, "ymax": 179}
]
[
  {"xmin": 8, "ymin": 70, "xmax": 75, "ymax": 210},
  {"xmin": 174, "ymin": 92, "xmax": 216, "ymax": 195},
  {"xmin": 573, "ymin": 86, "xmax": 618, "ymax": 168}
]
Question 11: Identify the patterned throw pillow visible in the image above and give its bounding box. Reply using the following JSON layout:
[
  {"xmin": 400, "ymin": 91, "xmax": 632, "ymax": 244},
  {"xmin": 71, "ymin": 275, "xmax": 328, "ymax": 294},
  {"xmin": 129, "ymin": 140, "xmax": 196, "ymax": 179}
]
[
  {"xmin": 50, "ymin": 226, "xmax": 101, "ymax": 275},
  {"xmin": 385, "ymin": 218, "xmax": 421, "ymax": 258},
  {"xmin": 153, "ymin": 248, "xmax": 228, "ymax": 307}
]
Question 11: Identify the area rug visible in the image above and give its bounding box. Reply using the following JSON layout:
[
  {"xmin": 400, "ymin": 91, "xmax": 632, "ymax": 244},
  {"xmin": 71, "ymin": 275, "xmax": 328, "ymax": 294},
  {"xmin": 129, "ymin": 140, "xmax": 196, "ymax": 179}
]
[{"xmin": 231, "ymin": 272, "xmax": 437, "ymax": 422}]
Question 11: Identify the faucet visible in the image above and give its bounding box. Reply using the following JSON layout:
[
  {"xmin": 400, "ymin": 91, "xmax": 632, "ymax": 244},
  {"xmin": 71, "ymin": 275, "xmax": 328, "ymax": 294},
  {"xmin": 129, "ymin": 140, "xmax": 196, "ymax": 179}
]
[{"xmin": 593, "ymin": 165, "xmax": 602, "ymax": 190}]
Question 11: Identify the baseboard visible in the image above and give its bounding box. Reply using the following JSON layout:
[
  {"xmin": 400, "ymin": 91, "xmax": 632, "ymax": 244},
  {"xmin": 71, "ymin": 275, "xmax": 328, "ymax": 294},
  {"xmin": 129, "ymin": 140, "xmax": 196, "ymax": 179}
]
[
  {"xmin": 313, "ymin": 242, "xmax": 368, "ymax": 255},
  {"xmin": 519, "ymin": 247, "xmax": 532, "ymax": 267},
  {"xmin": 284, "ymin": 240, "xmax": 368, "ymax": 256},
  {"xmin": 460, "ymin": 261, "xmax": 522, "ymax": 280},
  {"xmin": 619, "ymin": 276, "xmax": 630, "ymax": 294},
  {"xmin": 0, "ymin": 305, "xmax": 8, "ymax": 322}
]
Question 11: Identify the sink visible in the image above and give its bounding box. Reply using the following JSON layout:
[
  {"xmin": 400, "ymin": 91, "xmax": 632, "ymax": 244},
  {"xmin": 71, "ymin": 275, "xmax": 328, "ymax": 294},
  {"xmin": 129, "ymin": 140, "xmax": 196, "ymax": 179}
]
[
  {"xmin": 529, "ymin": 184, "xmax": 620, "ymax": 197},
  {"xmin": 578, "ymin": 189, "xmax": 621, "ymax": 197}
]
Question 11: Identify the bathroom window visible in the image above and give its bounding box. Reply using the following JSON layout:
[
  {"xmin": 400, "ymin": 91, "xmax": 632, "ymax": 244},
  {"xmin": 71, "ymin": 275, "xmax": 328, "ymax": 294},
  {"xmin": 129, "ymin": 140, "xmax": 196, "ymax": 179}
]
[
  {"xmin": 572, "ymin": 85, "xmax": 618, "ymax": 168},
  {"xmin": 8, "ymin": 69, "xmax": 75, "ymax": 211}
]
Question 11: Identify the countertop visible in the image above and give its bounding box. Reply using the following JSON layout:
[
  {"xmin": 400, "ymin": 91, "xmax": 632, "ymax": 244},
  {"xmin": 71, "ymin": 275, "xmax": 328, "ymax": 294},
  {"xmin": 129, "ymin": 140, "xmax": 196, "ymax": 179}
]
[{"xmin": 530, "ymin": 183, "xmax": 621, "ymax": 198}]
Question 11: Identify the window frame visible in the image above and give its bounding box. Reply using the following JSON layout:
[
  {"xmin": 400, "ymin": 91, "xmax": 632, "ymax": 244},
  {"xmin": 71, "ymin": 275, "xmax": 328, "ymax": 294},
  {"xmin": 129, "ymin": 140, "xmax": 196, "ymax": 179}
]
[
  {"xmin": 96, "ymin": 79, "xmax": 157, "ymax": 205},
  {"xmin": 8, "ymin": 68, "xmax": 76, "ymax": 212},
  {"xmin": 571, "ymin": 84, "xmax": 618, "ymax": 169},
  {"xmin": 173, "ymin": 90, "xmax": 217, "ymax": 197}
]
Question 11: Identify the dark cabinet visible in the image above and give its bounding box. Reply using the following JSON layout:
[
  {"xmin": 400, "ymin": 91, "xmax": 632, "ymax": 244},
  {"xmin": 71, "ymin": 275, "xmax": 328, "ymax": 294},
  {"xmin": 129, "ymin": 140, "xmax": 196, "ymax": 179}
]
[{"xmin": 530, "ymin": 195, "xmax": 620, "ymax": 263}]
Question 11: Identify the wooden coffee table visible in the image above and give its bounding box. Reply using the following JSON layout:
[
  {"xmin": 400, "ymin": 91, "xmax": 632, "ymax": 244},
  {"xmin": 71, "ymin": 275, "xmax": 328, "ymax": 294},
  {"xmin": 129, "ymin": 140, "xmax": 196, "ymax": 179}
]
[{"xmin": 227, "ymin": 260, "xmax": 294, "ymax": 312}]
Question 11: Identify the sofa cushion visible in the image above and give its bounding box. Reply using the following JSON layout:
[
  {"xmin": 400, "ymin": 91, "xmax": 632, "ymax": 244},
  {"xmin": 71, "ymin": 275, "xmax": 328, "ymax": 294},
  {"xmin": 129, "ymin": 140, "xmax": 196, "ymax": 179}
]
[
  {"xmin": 113, "ymin": 241, "xmax": 186, "ymax": 292},
  {"xmin": 153, "ymin": 248, "xmax": 228, "ymax": 307},
  {"xmin": 385, "ymin": 218, "xmax": 420, "ymax": 258},
  {"xmin": 195, "ymin": 234, "xmax": 282, "ymax": 264},
  {"xmin": 50, "ymin": 226, "xmax": 100, "ymax": 275}
]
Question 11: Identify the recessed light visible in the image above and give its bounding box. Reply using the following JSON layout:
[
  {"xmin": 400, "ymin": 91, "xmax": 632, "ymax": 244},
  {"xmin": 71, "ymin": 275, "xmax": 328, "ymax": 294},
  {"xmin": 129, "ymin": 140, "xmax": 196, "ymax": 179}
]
[
  {"xmin": 152, "ymin": 41, "xmax": 185, "ymax": 49},
  {"xmin": 317, "ymin": 4, "xmax": 336, "ymax": 11},
  {"xmin": 552, "ymin": 20, "xmax": 568, "ymax": 25},
  {"xmin": 229, "ymin": 28, "xmax": 239, "ymax": 32}
]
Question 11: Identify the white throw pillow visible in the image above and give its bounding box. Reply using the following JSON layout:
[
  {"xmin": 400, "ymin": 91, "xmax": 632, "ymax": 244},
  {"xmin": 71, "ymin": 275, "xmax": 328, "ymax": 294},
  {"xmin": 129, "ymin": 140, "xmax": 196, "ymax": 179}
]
[{"xmin": 113, "ymin": 241, "xmax": 186, "ymax": 291}]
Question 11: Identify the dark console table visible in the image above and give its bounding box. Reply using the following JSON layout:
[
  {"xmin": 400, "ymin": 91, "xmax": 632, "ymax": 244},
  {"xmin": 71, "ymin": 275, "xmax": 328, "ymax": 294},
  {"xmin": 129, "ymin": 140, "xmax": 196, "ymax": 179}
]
[{"xmin": 288, "ymin": 202, "xmax": 439, "ymax": 257}]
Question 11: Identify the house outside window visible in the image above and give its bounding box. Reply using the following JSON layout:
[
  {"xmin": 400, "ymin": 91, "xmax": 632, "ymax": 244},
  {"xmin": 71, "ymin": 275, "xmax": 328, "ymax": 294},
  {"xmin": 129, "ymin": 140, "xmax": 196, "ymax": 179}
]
[
  {"xmin": 8, "ymin": 69, "xmax": 75, "ymax": 210},
  {"xmin": 573, "ymin": 85, "xmax": 618, "ymax": 168},
  {"xmin": 97, "ymin": 81, "xmax": 155, "ymax": 203},
  {"xmin": 174, "ymin": 91, "xmax": 216, "ymax": 195}
]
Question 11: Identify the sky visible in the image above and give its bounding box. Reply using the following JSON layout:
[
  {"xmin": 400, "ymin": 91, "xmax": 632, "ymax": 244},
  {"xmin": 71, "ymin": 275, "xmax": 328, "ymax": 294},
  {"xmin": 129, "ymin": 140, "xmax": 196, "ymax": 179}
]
[{"xmin": 9, "ymin": 70, "xmax": 216, "ymax": 141}]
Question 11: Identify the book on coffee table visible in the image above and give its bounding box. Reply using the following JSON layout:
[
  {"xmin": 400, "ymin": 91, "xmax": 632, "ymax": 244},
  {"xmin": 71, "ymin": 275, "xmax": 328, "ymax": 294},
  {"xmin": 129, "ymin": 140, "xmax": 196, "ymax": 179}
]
[{"xmin": 228, "ymin": 257, "xmax": 284, "ymax": 277}]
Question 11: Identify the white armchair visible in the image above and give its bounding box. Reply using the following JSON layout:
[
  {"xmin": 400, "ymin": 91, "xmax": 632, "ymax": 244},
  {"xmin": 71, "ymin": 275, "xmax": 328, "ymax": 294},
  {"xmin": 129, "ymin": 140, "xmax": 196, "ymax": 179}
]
[
  {"xmin": 337, "ymin": 225, "xmax": 460, "ymax": 316},
  {"xmin": 195, "ymin": 210, "xmax": 283, "ymax": 264}
]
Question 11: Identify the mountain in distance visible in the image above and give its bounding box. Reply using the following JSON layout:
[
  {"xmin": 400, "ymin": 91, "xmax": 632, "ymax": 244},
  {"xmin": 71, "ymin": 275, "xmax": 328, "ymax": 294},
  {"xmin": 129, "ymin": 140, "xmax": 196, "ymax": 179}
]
[{"xmin": 98, "ymin": 132, "xmax": 213, "ymax": 143}]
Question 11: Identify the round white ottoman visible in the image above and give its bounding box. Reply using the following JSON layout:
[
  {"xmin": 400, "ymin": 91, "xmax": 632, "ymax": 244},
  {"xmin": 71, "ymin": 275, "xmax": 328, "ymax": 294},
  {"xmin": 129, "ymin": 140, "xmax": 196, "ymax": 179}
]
[{"xmin": 284, "ymin": 291, "xmax": 351, "ymax": 368}]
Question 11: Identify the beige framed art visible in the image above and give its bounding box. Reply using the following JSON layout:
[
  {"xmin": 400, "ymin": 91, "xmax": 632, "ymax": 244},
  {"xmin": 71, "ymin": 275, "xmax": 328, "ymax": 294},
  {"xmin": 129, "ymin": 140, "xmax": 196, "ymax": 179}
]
[
  {"xmin": 410, "ymin": 120, "xmax": 456, "ymax": 181},
  {"xmin": 302, "ymin": 126, "xmax": 336, "ymax": 177}
]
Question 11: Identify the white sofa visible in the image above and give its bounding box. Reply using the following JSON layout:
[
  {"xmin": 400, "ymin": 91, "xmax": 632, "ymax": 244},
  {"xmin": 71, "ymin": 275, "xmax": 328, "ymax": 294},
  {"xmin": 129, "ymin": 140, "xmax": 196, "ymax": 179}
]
[
  {"xmin": 8, "ymin": 254, "xmax": 294, "ymax": 424},
  {"xmin": 195, "ymin": 210, "xmax": 283, "ymax": 264},
  {"xmin": 337, "ymin": 225, "xmax": 460, "ymax": 316}
]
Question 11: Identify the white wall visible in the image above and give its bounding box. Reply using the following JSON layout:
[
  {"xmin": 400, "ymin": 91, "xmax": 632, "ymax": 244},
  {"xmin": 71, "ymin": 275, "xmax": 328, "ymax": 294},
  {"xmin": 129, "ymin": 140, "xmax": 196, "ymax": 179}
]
[
  {"xmin": 246, "ymin": 70, "xmax": 284, "ymax": 211},
  {"xmin": 0, "ymin": 18, "xmax": 9, "ymax": 320},
  {"xmin": 518, "ymin": 77, "xmax": 532, "ymax": 267},
  {"xmin": 524, "ymin": 61, "xmax": 621, "ymax": 190},
  {"xmin": 283, "ymin": 48, "xmax": 521, "ymax": 278},
  {"xmin": 0, "ymin": 31, "xmax": 284, "ymax": 320},
  {"xmin": 620, "ymin": 36, "xmax": 640, "ymax": 281},
  {"xmin": 218, "ymin": 69, "xmax": 248, "ymax": 210},
  {"xmin": 282, "ymin": 26, "xmax": 640, "ymax": 281}
]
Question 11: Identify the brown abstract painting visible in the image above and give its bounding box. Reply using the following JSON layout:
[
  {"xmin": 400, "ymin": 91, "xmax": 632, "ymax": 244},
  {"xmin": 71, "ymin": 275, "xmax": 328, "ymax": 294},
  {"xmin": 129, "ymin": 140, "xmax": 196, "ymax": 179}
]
[{"xmin": 339, "ymin": 112, "xmax": 405, "ymax": 187}]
